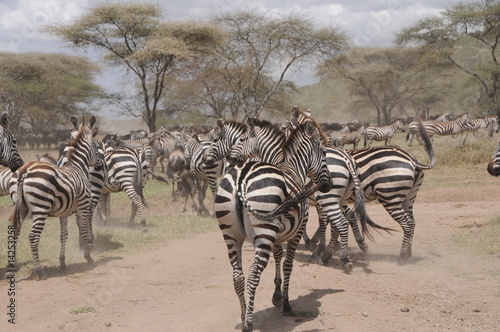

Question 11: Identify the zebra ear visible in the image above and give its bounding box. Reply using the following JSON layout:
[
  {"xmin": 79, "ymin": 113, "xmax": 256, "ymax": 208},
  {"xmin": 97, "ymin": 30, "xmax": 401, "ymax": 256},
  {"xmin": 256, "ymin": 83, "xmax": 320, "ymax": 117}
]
[
  {"xmin": 0, "ymin": 112, "xmax": 9, "ymax": 129},
  {"xmin": 291, "ymin": 107, "xmax": 301, "ymax": 122},
  {"xmin": 92, "ymin": 126, "xmax": 99, "ymax": 138},
  {"xmin": 89, "ymin": 116, "xmax": 96, "ymax": 129},
  {"xmin": 71, "ymin": 116, "xmax": 78, "ymax": 130},
  {"xmin": 217, "ymin": 119, "xmax": 225, "ymax": 129},
  {"xmin": 305, "ymin": 120, "xmax": 317, "ymax": 137},
  {"xmin": 247, "ymin": 117, "xmax": 257, "ymax": 131}
]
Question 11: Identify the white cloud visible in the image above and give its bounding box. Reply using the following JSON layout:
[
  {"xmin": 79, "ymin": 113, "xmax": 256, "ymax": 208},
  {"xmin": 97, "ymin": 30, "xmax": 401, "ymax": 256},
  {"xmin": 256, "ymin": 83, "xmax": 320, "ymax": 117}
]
[{"xmin": 0, "ymin": 0, "xmax": 88, "ymax": 52}]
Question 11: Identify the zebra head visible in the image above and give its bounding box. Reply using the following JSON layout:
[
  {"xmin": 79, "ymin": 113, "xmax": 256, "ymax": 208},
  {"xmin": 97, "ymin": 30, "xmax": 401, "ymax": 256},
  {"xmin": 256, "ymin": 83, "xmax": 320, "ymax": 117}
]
[
  {"xmin": 395, "ymin": 119, "xmax": 406, "ymax": 132},
  {"xmin": 203, "ymin": 119, "xmax": 226, "ymax": 166},
  {"xmin": 66, "ymin": 116, "xmax": 100, "ymax": 171},
  {"xmin": 296, "ymin": 119, "xmax": 332, "ymax": 193},
  {"xmin": 204, "ymin": 119, "xmax": 247, "ymax": 166},
  {"xmin": 226, "ymin": 122, "xmax": 259, "ymax": 165},
  {"xmin": 0, "ymin": 112, "xmax": 24, "ymax": 172},
  {"xmin": 487, "ymin": 142, "xmax": 500, "ymax": 176}
]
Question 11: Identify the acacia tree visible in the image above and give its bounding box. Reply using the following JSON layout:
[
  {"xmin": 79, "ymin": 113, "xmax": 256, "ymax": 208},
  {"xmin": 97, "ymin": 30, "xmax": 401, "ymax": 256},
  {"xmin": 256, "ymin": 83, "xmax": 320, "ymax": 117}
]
[
  {"xmin": 395, "ymin": 0, "xmax": 500, "ymax": 112},
  {"xmin": 195, "ymin": 10, "xmax": 350, "ymax": 120},
  {"xmin": 320, "ymin": 47, "xmax": 447, "ymax": 125},
  {"xmin": 46, "ymin": 2, "xmax": 226, "ymax": 131},
  {"xmin": 0, "ymin": 52, "xmax": 103, "ymax": 131}
]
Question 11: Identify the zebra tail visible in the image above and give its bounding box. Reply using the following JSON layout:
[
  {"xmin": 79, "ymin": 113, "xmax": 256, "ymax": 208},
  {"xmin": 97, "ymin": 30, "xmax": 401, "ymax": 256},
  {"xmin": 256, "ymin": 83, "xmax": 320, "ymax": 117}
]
[
  {"xmin": 415, "ymin": 117, "xmax": 437, "ymax": 169},
  {"xmin": 134, "ymin": 157, "xmax": 148, "ymax": 209},
  {"xmin": 347, "ymin": 159, "xmax": 396, "ymax": 241},
  {"xmin": 239, "ymin": 182, "xmax": 318, "ymax": 221},
  {"xmin": 9, "ymin": 175, "xmax": 28, "ymax": 235},
  {"xmin": 147, "ymin": 169, "xmax": 169, "ymax": 184},
  {"xmin": 405, "ymin": 130, "xmax": 412, "ymax": 143}
]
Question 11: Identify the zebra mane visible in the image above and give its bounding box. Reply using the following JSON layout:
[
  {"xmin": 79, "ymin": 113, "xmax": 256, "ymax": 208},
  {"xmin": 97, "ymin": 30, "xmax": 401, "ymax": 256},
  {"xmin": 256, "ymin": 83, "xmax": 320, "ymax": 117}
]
[
  {"xmin": 289, "ymin": 110, "xmax": 329, "ymax": 146},
  {"xmin": 65, "ymin": 126, "xmax": 91, "ymax": 163}
]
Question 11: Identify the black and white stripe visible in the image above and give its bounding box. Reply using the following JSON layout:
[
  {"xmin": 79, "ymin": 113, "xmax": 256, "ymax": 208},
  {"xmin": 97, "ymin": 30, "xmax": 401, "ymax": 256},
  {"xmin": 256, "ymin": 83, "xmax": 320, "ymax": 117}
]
[
  {"xmin": 406, "ymin": 112, "xmax": 472, "ymax": 146},
  {"xmin": 0, "ymin": 111, "xmax": 24, "ymax": 172},
  {"xmin": 184, "ymin": 134, "xmax": 224, "ymax": 216},
  {"xmin": 215, "ymin": 119, "xmax": 332, "ymax": 331},
  {"xmin": 364, "ymin": 119, "xmax": 405, "ymax": 148},
  {"xmin": 337, "ymin": 124, "xmax": 365, "ymax": 149},
  {"xmin": 9, "ymin": 116, "xmax": 99, "ymax": 280},
  {"xmin": 487, "ymin": 141, "xmax": 500, "ymax": 176}
]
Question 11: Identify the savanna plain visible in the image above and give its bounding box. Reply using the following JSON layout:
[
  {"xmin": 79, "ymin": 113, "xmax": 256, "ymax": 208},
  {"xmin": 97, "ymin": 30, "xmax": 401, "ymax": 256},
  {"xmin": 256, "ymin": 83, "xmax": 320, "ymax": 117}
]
[{"xmin": 0, "ymin": 132, "xmax": 499, "ymax": 332}]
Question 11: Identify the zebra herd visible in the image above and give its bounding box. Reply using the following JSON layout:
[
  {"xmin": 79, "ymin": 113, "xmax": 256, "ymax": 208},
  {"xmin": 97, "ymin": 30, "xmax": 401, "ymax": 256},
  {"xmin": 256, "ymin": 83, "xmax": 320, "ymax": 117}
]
[{"xmin": 1, "ymin": 108, "xmax": 500, "ymax": 331}]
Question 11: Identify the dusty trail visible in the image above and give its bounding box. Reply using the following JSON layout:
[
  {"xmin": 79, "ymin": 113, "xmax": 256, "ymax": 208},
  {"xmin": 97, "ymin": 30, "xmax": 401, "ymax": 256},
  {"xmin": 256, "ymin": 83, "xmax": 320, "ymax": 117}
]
[{"xmin": 1, "ymin": 186, "xmax": 500, "ymax": 332}]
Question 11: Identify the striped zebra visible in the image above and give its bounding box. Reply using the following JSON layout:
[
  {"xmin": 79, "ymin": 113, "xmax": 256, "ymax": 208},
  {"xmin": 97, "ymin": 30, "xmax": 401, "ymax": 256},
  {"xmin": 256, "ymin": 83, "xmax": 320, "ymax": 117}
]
[
  {"xmin": 9, "ymin": 116, "xmax": 99, "ymax": 280},
  {"xmin": 203, "ymin": 119, "xmax": 248, "ymax": 166},
  {"xmin": 364, "ymin": 119, "xmax": 405, "ymax": 148},
  {"xmin": 406, "ymin": 112, "xmax": 472, "ymax": 146},
  {"xmin": 184, "ymin": 133, "xmax": 224, "ymax": 216},
  {"xmin": 337, "ymin": 124, "xmax": 365, "ymax": 149},
  {"xmin": 487, "ymin": 141, "xmax": 500, "ymax": 176},
  {"xmin": 0, "ymin": 167, "xmax": 13, "ymax": 196},
  {"xmin": 330, "ymin": 124, "xmax": 350, "ymax": 147},
  {"xmin": 97, "ymin": 147, "xmax": 149, "ymax": 225},
  {"xmin": 148, "ymin": 132, "xmax": 185, "ymax": 173},
  {"xmin": 215, "ymin": 119, "xmax": 332, "ymax": 331},
  {"xmin": 215, "ymin": 117, "xmax": 389, "ymax": 272},
  {"xmin": 289, "ymin": 109, "xmax": 437, "ymax": 264},
  {"xmin": 0, "ymin": 111, "xmax": 24, "ymax": 172},
  {"xmin": 466, "ymin": 115, "xmax": 499, "ymax": 137}
]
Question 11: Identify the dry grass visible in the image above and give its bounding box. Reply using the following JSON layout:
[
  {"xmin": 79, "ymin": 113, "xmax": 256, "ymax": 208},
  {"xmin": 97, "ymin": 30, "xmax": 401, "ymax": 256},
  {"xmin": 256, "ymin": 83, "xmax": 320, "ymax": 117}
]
[{"xmin": 1, "ymin": 133, "xmax": 499, "ymax": 279}]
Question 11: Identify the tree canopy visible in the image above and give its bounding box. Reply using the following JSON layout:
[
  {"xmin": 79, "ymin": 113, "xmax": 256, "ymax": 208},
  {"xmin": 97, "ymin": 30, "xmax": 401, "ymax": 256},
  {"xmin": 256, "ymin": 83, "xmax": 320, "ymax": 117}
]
[
  {"xmin": 395, "ymin": 0, "xmax": 500, "ymax": 112},
  {"xmin": 319, "ymin": 47, "xmax": 447, "ymax": 124},
  {"xmin": 46, "ymin": 2, "xmax": 226, "ymax": 131},
  {"xmin": 0, "ymin": 52, "xmax": 103, "ymax": 131}
]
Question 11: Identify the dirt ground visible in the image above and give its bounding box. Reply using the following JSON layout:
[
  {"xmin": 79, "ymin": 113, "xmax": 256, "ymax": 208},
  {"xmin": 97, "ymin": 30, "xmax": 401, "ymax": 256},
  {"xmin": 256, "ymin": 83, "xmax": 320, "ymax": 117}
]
[{"xmin": 1, "ymin": 182, "xmax": 500, "ymax": 332}]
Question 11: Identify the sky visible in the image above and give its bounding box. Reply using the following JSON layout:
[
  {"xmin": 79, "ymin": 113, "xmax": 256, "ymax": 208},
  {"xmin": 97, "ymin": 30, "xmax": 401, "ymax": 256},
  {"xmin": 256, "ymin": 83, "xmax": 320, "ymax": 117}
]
[{"xmin": 0, "ymin": 0, "xmax": 462, "ymax": 118}]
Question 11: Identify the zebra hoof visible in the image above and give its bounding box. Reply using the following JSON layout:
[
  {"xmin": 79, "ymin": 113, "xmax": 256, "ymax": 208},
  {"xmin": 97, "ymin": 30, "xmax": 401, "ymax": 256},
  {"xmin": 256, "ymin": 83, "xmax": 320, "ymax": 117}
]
[
  {"xmin": 272, "ymin": 292, "xmax": 283, "ymax": 307},
  {"xmin": 242, "ymin": 322, "xmax": 253, "ymax": 332},
  {"xmin": 35, "ymin": 269, "xmax": 47, "ymax": 281},
  {"xmin": 343, "ymin": 262, "xmax": 353, "ymax": 274},
  {"xmin": 320, "ymin": 252, "xmax": 332, "ymax": 266}
]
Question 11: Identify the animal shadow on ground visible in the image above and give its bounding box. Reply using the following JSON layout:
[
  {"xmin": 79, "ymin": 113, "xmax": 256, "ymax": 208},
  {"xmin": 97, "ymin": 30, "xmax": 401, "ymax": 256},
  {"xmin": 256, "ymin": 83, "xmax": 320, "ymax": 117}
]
[
  {"xmin": 293, "ymin": 247, "xmax": 425, "ymax": 274},
  {"xmin": 5, "ymin": 256, "xmax": 123, "ymax": 282},
  {"xmin": 235, "ymin": 288, "xmax": 345, "ymax": 332}
]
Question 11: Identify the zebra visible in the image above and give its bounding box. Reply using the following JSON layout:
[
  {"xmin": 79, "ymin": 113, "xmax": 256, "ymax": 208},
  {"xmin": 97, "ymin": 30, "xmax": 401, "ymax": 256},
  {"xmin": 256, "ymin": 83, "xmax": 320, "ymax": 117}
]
[
  {"xmin": 289, "ymin": 109, "xmax": 437, "ymax": 264},
  {"xmin": 184, "ymin": 133, "xmax": 224, "ymax": 216},
  {"xmin": 36, "ymin": 152, "xmax": 58, "ymax": 165},
  {"xmin": 96, "ymin": 147, "xmax": 149, "ymax": 226},
  {"xmin": 203, "ymin": 119, "xmax": 248, "ymax": 166},
  {"xmin": 215, "ymin": 119, "xmax": 332, "ymax": 331},
  {"xmin": 8, "ymin": 116, "xmax": 99, "ymax": 280},
  {"xmin": 487, "ymin": 141, "xmax": 500, "ymax": 176},
  {"xmin": 0, "ymin": 167, "xmax": 13, "ymax": 196},
  {"xmin": 0, "ymin": 111, "xmax": 24, "ymax": 172},
  {"xmin": 364, "ymin": 119, "xmax": 405, "ymax": 148},
  {"xmin": 212, "ymin": 117, "xmax": 388, "ymax": 272},
  {"xmin": 466, "ymin": 115, "xmax": 499, "ymax": 138},
  {"xmin": 330, "ymin": 124, "xmax": 350, "ymax": 147},
  {"xmin": 148, "ymin": 132, "xmax": 185, "ymax": 173},
  {"xmin": 406, "ymin": 112, "xmax": 472, "ymax": 146},
  {"xmin": 337, "ymin": 124, "xmax": 365, "ymax": 149}
]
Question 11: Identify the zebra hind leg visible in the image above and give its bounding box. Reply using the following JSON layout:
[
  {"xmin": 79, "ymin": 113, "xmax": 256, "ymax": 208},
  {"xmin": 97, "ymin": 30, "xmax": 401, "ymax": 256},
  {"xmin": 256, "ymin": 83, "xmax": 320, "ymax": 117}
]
[
  {"xmin": 344, "ymin": 206, "xmax": 369, "ymax": 255},
  {"xmin": 29, "ymin": 217, "xmax": 48, "ymax": 280},
  {"xmin": 272, "ymin": 244, "xmax": 283, "ymax": 307},
  {"xmin": 59, "ymin": 217, "xmax": 69, "ymax": 272}
]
